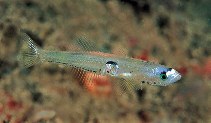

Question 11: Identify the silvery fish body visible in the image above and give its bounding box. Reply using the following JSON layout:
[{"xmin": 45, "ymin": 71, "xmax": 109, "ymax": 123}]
[{"xmin": 18, "ymin": 33, "xmax": 181, "ymax": 88}]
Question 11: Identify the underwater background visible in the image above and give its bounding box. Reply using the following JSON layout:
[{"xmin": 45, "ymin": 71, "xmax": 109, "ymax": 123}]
[{"xmin": 0, "ymin": 0, "xmax": 210, "ymax": 122}]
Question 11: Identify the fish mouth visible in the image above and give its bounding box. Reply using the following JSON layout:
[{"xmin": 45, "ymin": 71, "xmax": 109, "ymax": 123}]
[
  {"xmin": 168, "ymin": 72, "xmax": 182, "ymax": 84},
  {"xmin": 173, "ymin": 73, "xmax": 182, "ymax": 82},
  {"xmin": 177, "ymin": 74, "xmax": 182, "ymax": 80}
]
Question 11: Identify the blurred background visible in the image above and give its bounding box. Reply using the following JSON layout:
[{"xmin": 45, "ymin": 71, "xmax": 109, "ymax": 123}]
[{"xmin": 0, "ymin": 0, "xmax": 210, "ymax": 122}]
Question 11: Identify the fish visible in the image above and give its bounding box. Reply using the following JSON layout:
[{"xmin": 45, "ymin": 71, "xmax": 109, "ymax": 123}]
[{"xmin": 17, "ymin": 32, "xmax": 181, "ymax": 91}]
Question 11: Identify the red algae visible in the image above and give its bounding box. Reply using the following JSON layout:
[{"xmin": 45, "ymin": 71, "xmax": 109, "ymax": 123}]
[
  {"xmin": 191, "ymin": 58, "xmax": 211, "ymax": 78},
  {"xmin": 176, "ymin": 66, "xmax": 188, "ymax": 76},
  {"xmin": 0, "ymin": 92, "xmax": 23, "ymax": 122},
  {"xmin": 136, "ymin": 50, "xmax": 149, "ymax": 61},
  {"xmin": 203, "ymin": 58, "xmax": 211, "ymax": 78}
]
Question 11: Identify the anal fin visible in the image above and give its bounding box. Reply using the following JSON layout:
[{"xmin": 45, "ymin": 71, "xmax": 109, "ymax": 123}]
[{"xmin": 110, "ymin": 77, "xmax": 141, "ymax": 96}]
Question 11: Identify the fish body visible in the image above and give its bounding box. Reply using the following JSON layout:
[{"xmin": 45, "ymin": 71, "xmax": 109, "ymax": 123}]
[{"xmin": 18, "ymin": 33, "xmax": 181, "ymax": 87}]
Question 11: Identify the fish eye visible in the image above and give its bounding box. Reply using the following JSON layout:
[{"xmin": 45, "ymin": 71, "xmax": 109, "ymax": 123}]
[{"xmin": 159, "ymin": 72, "xmax": 167, "ymax": 81}]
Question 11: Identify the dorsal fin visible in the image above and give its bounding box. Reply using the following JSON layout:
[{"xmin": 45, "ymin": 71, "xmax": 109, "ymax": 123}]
[
  {"xmin": 73, "ymin": 37, "xmax": 99, "ymax": 52},
  {"xmin": 72, "ymin": 36, "xmax": 128, "ymax": 57}
]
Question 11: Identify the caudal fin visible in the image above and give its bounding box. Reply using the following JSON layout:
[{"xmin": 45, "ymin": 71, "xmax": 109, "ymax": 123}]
[{"xmin": 17, "ymin": 32, "xmax": 41, "ymax": 67}]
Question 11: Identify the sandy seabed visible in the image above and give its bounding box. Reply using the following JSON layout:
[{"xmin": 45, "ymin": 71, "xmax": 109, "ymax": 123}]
[{"xmin": 0, "ymin": 0, "xmax": 210, "ymax": 123}]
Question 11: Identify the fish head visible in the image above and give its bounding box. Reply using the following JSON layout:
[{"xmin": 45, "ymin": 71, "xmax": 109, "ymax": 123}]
[{"xmin": 142, "ymin": 65, "xmax": 181, "ymax": 86}]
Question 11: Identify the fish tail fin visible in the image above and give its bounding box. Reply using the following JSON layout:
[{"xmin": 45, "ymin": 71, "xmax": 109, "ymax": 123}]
[{"xmin": 17, "ymin": 32, "xmax": 42, "ymax": 68}]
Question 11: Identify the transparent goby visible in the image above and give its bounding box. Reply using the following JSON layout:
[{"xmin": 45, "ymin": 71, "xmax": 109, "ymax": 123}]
[{"xmin": 17, "ymin": 33, "xmax": 181, "ymax": 88}]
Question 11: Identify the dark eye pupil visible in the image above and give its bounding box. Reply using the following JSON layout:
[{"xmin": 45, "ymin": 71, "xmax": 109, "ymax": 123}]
[
  {"xmin": 160, "ymin": 73, "xmax": 167, "ymax": 80},
  {"xmin": 162, "ymin": 74, "xmax": 166, "ymax": 79}
]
